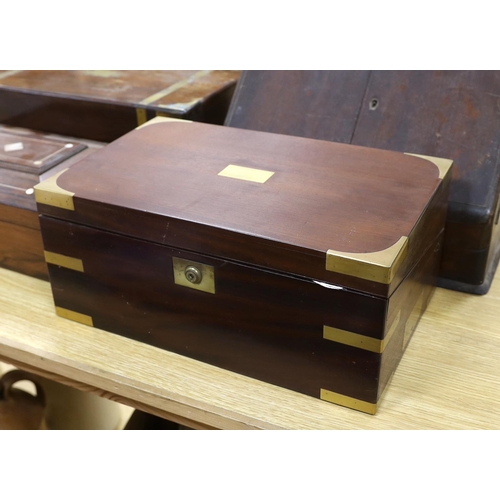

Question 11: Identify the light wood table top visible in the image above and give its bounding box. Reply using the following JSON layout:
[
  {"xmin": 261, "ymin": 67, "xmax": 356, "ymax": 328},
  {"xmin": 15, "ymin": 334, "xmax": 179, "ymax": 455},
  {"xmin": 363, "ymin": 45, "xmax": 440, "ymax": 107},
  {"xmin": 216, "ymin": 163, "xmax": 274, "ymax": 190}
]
[{"xmin": 0, "ymin": 266, "xmax": 499, "ymax": 429}]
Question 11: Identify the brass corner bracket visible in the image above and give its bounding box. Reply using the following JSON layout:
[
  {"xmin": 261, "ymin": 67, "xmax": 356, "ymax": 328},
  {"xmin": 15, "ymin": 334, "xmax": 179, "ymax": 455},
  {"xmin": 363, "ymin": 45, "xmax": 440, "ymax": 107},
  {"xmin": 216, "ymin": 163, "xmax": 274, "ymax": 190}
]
[
  {"xmin": 404, "ymin": 153, "xmax": 453, "ymax": 180},
  {"xmin": 136, "ymin": 116, "xmax": 192, "ymax": 129},
  {"xmin": 326, "ymin": 236, "xmax": 409, "ymax": 284},
  {"xmin": 34, "ymin": 169, "xmax": 75, "ymax": 211}
]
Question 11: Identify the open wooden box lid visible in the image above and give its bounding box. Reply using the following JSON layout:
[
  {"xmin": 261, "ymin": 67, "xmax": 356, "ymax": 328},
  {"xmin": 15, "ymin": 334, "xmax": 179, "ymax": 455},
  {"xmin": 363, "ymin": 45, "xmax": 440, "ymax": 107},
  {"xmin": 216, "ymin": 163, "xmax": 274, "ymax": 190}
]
[{"xmin": 34, "ymin": 118, "xmax": 452, "ymax": 297}]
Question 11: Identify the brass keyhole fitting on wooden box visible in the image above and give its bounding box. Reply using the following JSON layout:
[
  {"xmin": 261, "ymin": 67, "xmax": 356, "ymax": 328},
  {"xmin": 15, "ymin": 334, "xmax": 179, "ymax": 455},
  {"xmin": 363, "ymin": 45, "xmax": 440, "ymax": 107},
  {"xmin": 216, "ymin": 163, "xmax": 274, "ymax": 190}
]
[
  {"xmin": 185, "ymin": 265, "xmax": 202, "ymax": 284},
  {"xmin": 172, "ymin": 257, "xmax": 215, "ymax": 294}
]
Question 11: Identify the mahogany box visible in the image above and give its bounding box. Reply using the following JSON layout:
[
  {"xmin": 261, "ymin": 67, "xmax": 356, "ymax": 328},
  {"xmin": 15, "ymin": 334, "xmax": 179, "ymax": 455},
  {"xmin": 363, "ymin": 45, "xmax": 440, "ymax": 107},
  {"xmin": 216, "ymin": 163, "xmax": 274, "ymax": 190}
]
[
  {"xmin": 34, "ymin": 117, "xmax": 452, "ymax": 414},
  {"xmin": 225, "ymin": 70, "xmax": 500, "ymax": 294},
  {"xmin": 0, "ymin": 70, "xmax": 240, "ymax": 142},
  {"xmin": 0, "ymin": 125, "xmax": 102, "ymax": 279}
]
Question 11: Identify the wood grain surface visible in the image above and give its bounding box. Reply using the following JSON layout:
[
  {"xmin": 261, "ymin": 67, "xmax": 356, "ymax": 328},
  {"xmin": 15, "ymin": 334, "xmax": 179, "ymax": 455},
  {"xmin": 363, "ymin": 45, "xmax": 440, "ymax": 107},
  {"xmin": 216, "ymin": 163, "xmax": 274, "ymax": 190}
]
[
  {"xmin": 0, "ymin": 266, "xmax": 499, "ymax": 429},
  {"xmin": 0, "ymin": 71, "xmax": 240, "ymax": 141},
  {"xmin": 225, "ymin": 70, "xmax": 500, "ymax": 293},
  {"xmin": 225, "ymin": 70, "xmax": 370, "ymax": 142},
  {"xmin": 38, "ymin": 119, "xmax": 445, "ymax": 295},
  {"xmin": 0, "ymin": 125, "xmax": 103, "ymax": 279}
]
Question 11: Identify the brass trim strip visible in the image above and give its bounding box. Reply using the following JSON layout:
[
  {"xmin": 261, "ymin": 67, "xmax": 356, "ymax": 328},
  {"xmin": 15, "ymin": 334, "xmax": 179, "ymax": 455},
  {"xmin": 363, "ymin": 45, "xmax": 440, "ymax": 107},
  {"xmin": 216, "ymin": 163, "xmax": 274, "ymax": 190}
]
[
  {"xmin": 34, "ymin": 169, "xmax": 75, "ymax": 211},
  {"xmin": 320, "ymin": 389, "xmax": 377, "ymax": 415},
  {"xmin": 139, "ymin": 70, "xmax": 211, "ymax": 105},
  {"xmin": 404, "ymin": 153, "xmax": 453, "ymax": 180},
  {"xmin": 323, "ymin": 325, "xmax": 381, "ymax": 352},
  {"xmin": 218, "ymin": 164, "xmax": 275, "ymax": 184},
  {"xmin": 136, "ymin": 116, "xmax": 191, "ymax": 130},
  {"xmin": 81, "ymin": 70, "xmax": 124, "ymax": 78},
  {"xmin": 326, "ymin": 236, "xmax": 408, "ymax": 284},
  {"xmin": 157, "ymin": 99, "xmax": 200, "ymax": 112},
  {"xmin": 323, "ymin": 310, "xmax": 401, "ymax": 353},
  {"xmin": 44, "ymin": 251, "xmax": 84, "ymax": 272},
  {"xmin": 136, "ymin": 108, "xmax": 148, "ymax": 126},
  {"xmin": 55, "ymin": 307, "xmax": 93, "ymax": 327}
]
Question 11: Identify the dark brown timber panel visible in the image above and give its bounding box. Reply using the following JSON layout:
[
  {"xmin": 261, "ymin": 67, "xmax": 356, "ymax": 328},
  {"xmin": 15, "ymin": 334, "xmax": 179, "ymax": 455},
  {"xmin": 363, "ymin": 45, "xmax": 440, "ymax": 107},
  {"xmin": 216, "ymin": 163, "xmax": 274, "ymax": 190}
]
[
  {"xmin": 0, "ymin": 125, "xmax": 102, "ymax": 279},
  {"xmin": 225, "ymin": 70, "xmax": 500, "ymax": 293},
  {"xmin": 0, "ymin": 70, "xmax": 240, "ymax": 142},
  {"xmin": 40, "ymin": 215, "xmax": 386, "ymax": 403},
  {"xmin": 39, "ymin": 120, "xmax": 445, "ymax": 296}
]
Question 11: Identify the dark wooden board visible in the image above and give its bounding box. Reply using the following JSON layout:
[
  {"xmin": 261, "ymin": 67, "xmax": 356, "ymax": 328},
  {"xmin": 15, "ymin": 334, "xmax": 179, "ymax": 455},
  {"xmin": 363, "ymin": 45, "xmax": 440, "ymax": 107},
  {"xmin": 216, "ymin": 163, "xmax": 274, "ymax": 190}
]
[
  {"xmin": 0, "ymin": 70, "xmax": 240, "ymax": 142},
  {"xmin": 225, "ymin": 70, "xmax": 370, "ymax": 142},
  {"xmin": 353, "ymin": 71, "xmax": 500, "ymax": 293},
  {"xmin": 0, "ymin": 125, "xmax": 103, "ymax": 279},
  {"xmin": 225, "ymin": 70, "xmax": 500, "ymax": 294},
  {"xmin": 38, "ymin": 215, "xmax": 442, "ymax": 409}
]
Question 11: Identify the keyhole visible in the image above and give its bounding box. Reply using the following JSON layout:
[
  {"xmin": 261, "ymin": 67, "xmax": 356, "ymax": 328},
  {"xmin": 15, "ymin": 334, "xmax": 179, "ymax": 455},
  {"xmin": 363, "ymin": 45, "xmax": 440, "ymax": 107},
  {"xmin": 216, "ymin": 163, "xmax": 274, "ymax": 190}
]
[
  {"xmin": 369, "ymin": 98, "xmax": 379, "ymax": 110},
  {"xmin": 185, "ymin": 266, "xmax": 202, "ymax": 284}
]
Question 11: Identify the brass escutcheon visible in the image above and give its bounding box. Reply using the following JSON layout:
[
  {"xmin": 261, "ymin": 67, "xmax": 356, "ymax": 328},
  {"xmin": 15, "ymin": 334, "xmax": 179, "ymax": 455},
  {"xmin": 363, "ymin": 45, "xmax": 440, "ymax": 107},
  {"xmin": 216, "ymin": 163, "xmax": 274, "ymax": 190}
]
[{"xmin": 172, "ymin": 257, "xmax": 215, "ymax": 294}]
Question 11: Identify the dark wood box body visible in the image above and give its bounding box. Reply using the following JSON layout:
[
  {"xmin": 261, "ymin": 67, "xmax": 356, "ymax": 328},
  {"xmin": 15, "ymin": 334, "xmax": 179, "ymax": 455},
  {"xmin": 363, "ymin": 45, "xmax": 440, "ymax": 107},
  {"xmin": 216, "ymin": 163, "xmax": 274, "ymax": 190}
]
[
  {"xmin": 0, "ymin": 125, "xmax": 102, "ymax": 279},
  {"xmin": 0, "ymin": 70, "xmax": 240, "ymax": 142},
  {"xmin": 34, "ymin": 119, "xmax": 451, "ymax": 413},
  {"xmin": 225, "ymin": 70, "xmax": 500, "ymax": 294}
]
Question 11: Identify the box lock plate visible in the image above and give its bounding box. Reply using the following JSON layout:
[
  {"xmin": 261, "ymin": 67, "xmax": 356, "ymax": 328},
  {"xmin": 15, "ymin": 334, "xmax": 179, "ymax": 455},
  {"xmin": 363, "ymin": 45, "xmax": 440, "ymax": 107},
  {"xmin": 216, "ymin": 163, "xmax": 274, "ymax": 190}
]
[{"xmin": 172, "ymin": 257, "xmax": 215, "ymax": 294}]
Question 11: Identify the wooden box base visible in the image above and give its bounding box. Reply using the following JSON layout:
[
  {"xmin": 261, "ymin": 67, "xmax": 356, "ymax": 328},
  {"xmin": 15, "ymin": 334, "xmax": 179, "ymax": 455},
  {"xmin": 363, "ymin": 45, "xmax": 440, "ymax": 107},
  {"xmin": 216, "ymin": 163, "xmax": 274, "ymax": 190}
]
[
  {"xmin": 39, "ymin": 213, "xmax": 442, "ymax": 414},
  {"xmin": 34, "ymin": 119, "xmax": 451, "ymax": 413}
]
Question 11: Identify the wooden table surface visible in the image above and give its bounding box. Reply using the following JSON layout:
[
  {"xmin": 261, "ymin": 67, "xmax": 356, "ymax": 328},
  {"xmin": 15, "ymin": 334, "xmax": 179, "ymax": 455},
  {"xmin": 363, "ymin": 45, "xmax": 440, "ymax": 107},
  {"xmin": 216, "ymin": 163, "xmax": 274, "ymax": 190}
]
[{"xmin": 0, "ymin": 265, "xmax": 499, "ymax": 429}]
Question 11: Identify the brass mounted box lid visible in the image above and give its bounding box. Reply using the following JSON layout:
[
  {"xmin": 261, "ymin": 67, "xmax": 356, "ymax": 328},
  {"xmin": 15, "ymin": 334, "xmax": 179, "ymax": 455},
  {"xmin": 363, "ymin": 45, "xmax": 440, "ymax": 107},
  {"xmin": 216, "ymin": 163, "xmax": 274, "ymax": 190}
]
[{"xmin": 34, "ymin": 118, "xmax": 452, "ymax": 297}]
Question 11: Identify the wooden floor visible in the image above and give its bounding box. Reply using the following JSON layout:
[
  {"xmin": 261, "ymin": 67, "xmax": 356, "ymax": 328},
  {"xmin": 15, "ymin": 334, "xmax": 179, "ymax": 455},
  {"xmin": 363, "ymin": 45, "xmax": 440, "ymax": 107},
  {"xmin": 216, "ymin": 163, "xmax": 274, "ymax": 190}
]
[{"xmin": 0, "ymin": 265, "xmax": 499, "ymax": 429}]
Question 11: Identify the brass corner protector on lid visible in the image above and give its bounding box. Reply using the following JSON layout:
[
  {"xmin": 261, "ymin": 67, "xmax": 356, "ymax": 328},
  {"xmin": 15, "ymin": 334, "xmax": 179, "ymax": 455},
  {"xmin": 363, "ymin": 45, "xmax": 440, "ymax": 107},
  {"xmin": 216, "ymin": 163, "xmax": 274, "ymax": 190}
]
[
  {"xmin": 156, "ymin": 99, "xmax": 201, "ymax": 113},
  {"xmin": 136, "ymin": 108, "xmax": 148, "ymax": 126},
  {"xmin": 326, "ymin": 236, "xmax": 409, "ymax": 284},
  {"xmin": 135, "ymin": 116, "xmax": 192, "ymax": 129},
  {"xmin": 139, "ymin": 70, "xmax": 211, "ymax": 106},
  {"xmin": 33, "ymin": 169, "xmax": 75, "ymax": 211},
  {"xmin": 404, "ymin": 153, "xmax": 453, "ymax": 180}
]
